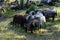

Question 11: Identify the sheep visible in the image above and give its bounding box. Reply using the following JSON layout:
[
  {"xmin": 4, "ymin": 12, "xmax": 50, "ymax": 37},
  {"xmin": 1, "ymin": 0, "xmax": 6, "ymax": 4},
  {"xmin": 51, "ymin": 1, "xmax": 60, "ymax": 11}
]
[
  {"xmin": 24, "ymin": 10, "xmax": 46, "ymax": 33},
  {"xmin": 42, "ymin": 7, "xmax": 57, "ymax": 21},
  {"xmin": 11, "ymin": 14, "xmax": 26, "ymax": 27}
]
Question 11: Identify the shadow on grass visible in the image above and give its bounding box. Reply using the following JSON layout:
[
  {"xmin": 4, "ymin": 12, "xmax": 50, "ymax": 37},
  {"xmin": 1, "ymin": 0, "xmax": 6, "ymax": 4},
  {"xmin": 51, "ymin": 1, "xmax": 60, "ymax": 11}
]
[
  {"xmin": 0, "ymin": 17, "xmax": 7, "ymax": 22},
  {"xmin": 45, "ymin": 19, "xmax": 60, "ymax": 31},
  {"xmin": 7, "ymin": 18, "xmax": 60, "ymax": 40},
  {"xmin": 7, "ymin": 24, "xmax": 27, "ymax": 40}
]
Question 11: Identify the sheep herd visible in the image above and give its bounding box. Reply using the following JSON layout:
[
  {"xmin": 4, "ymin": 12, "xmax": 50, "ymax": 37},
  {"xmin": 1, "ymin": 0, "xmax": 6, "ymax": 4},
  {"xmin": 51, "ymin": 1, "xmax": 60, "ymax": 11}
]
[{"xmin": 11, "ymin": 8, "xmax": 57, "ymax": 33}]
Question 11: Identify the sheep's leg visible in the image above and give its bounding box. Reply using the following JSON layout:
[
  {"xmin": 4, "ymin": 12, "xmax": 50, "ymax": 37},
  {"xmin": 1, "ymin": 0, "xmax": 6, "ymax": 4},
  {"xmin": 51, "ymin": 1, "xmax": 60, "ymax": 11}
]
[
  {"xmin": 43, "ymin": 22, "xmax": 46, "ymax": 28},
  {"xmin": 38, "ymin": 25, "xmax": 41, "ymax": 31},
  {"xmin": 40, "ymin": 25, "xmax": 42, "ymax": 28},
  {"xmin": 31, "ymin": 30, "xmax": 33, "ymax": 33},
  {"xmin": 30, "ymin": 26, "xmax": 33, "ymax": 33},
  {"xmin": 25, "ymin": 27, "xmax": 27, "ymax": 32},
  {"xmin": 52, "ymin": 16, "xmax": 55, "ymax": 21},
  {"xmin": 37, "ymin": 23, "xmax": 41, "ymax": 30}
]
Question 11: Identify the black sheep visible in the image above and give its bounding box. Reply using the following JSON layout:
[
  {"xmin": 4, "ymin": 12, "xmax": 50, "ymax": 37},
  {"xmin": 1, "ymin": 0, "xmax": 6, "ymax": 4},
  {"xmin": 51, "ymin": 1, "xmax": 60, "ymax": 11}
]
[
  {"xmin": 10, "ymin": 14, "xmax": 34, "ymax": 33},
  {"xmin": 42, "ymin": 9, "xmax": 57, "ymax": 21},
  {"xmin": 11, "ymin": 14, "xmax": 26, "ymax": 27}
]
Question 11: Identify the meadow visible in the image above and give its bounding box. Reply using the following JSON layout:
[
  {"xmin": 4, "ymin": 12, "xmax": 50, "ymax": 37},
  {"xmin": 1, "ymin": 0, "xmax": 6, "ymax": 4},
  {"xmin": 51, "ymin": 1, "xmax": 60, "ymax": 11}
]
[{"xmin": 0, "ymin": 7, "xmax": 60, "ymax": 40}]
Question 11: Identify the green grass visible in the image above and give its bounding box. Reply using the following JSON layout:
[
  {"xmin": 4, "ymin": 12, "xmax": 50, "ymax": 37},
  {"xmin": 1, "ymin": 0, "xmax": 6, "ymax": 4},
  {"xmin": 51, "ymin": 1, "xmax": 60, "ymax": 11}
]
[{"xmin": 0, "ymin": 7, "xmax": 60, "ymax": 40}]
